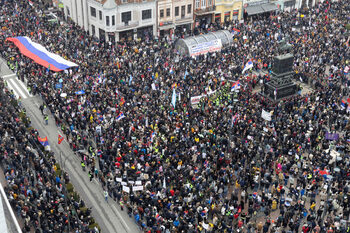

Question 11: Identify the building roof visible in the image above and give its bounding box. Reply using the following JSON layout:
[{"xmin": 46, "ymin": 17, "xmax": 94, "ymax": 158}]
[{"xmin": 103, "ymin": 0, "xmax": 117, "ymax": 9}]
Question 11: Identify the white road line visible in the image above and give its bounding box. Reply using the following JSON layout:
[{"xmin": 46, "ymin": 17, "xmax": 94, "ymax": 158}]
[
  {"xmin": 2, "ymin": 74, "xmax": 16, "ymax": 79},
  {"xmin": 6, "ymin": 79, "xmax": 20, "ymax": 99},
  {"xmin": 16, "ymin": 77, "xmax": 33, "ymax": 97},
  {"xmin": 8, "ymin": 79, "xmax": 28, "ymax": 99},
  {"xmin": 112, "ymin": 205, "xmax": 131, "ymax": 231}
]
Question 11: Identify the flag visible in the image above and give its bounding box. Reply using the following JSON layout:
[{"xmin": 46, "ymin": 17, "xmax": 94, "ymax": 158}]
[
  {"xmin": 171, "ymin": 88, "xmax": 176, "ymax": 108},
  {"xmin": 38, "ymin": 136, "xmax": 49, "ymax": 148},
  {"xmin": 75, "ymin": 90, "xmax": 85, "ymax": 95},
  {"xmin": 100, "ymin": 136, "xmax": 105, "ymax": 144},
  {"xmin": 231, "ymin": 113, "xmax": 239, "ymax": 127},
  {"xmin": 184, "ymin": 70, "xmax": 188, "ymax": 79},
  {"xmin": 97, "ymin": 74, "xmax": 102, "ymax": 84},
  {"xmin": 58, "ymin": 135, "xmax": 64, "ymax": 144},
  {"xmin": 28, "ymin": 0, "xmax": 34, "ymax": 6},
  {"xmin": 341, "ymin": 99, "xmax": 347, "ymax": 108},
  {"xmin": 129, "ymin": 74, "xmax": 133, "ymax": 85},
  {"xmin": 150, "ymin": 131, "xmax": 156, "ymax": 142},
  {"xmin": 242, "ymin": 60, "xmax": 253, "ymax": 74},
  {"xmin": 116, "ymin": 112, "xmax": 125, "ymax": 121},
  {"xmin": 163, "ymin": 177, "xmax": 166, "ymax": 189},
  {"xmin": 231, "ymin": 81, "xmax": 240, "ymax": 92}
]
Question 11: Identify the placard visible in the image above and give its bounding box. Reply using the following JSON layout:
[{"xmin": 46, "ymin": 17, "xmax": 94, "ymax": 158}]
[
  {"xmin": 122, "ymin": 186, "xmax": 130, "ymax": 193},
  {"xmin": 132, "ymin": 186, "xmax": 144, "ymax": 192}
]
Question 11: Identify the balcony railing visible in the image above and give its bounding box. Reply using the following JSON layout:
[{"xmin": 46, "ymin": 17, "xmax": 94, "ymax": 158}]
[
  {"xmin": 194, "ymin": 6, "xmax": 216, "ymax": 15},
  {"xmin": 116, "ymin": 21, "xmax": 139, "ymax": 31}
]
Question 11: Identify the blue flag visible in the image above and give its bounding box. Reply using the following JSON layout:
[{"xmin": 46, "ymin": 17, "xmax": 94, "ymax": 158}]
[
  {"xmin": 171, "ymin": 88, "xmax": 176, "ymax": 108},
  {"xmin": 75, "ymin": 90, "xmax": 85, "ymax": 95}
]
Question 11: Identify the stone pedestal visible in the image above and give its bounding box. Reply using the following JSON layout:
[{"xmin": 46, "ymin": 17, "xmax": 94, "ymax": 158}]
[{"xmin": 262, "ymin": 53, "xmax": 298, "ymax": 101}]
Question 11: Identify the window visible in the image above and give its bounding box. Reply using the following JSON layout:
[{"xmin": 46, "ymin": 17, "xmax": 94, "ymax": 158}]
[
  {"xmin": 99, "ymin": 10, "xmax": 102, "ymax": 20},
  {"xmin": 91, "ymin": 25, "xmax": 95, "ymax": 35},
  {"xmin": 166, "ymin": 8, "xmax": 170, "ymax": 17},
  {"xmin": 142, "ymin": 9, "xmax": 152, "ymax": 20},
  {"xmin": 195, "ymin": 0, "xmax": 200, "ymax": 9},
  {"xmin": 181, "ymin": 5, "xmax": 185, "ymax": 17},
  {"xmin": 201, "ymin": 0, "xmax": 206, "ymax": 8},
  {"xmin": 208, "ymin": 0, "xmax": 212, "ymax": 7},
  {"xmin": 90, "ymin": 7, "xmax": 96, "ymax": 17},
  {"xmin": 121, "ymin": 11, "xmax": 131, "ymax": 24},
  {"xmin": 112, "ymin": 15, "xmax": 115, "ymax": 25},
  {"xmin": 66, "ymin": 6, "xmax": 70, "ymax": 16},
  {"xmin": 175, "ymin": 7, "xmax": 179, "ymax": 16},
  {"xmin": 187, "ymin": 4, "xmax": 192, "ymax": 14},
  {"xmin": 160, "ymin": 9, "xmax": 164, "ymax": 18},
  {"xmin": 106, "ymin": 16, "xmax": 110, "ymax": 26},
  {"xmin": 122, "ymin": 0, "xmax": 127, "ymax": 3}
]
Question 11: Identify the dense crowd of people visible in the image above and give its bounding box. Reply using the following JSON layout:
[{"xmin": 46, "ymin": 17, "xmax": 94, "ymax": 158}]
[
  {"xmin": 0, "ymin": 80, "xmax": 97, "ymax": 232},
  {"xmin": 1, "ymin": 0, "xmax": 350, "ymax": 232}
]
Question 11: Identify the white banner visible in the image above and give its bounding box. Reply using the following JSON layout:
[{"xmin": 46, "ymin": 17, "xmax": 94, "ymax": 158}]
[
  {"xmin": 132, "ymin": 186, "xmax": 144, "ymax": 192},
  {"xmin": 189, "ymin": 39, "xmax": 222, "ymax": 57},
  {"xmin": 191, "ymin": 95, "xmax": 202, "ymax": 106},
  {"xmin": 122, "ymin": 186, "xmax": 130, "ymax": 193},
  {"xmin": 261, "ymin": 109, "xmax": 272, "ymax": 121}
]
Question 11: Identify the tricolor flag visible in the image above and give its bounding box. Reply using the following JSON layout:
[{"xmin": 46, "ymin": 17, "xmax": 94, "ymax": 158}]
[
  {"xmin": 38, "ymin": 136, "xmax": 49, "ymax": 147},
  {"xmin": 231, "ymin": 113, "xmax": 239, "ymax": 127},
  {"xmin": 150, "ymin": 131, "xmax": 156, "ymax": 142},
  {"xmin": 242, "ymin": 60, "xmax": 253, "ymax": 74},
  {"xmin": 231, "ymin": 81, "xmax": 241, "ymax": 92},
  {"xmin": 28, "ymin": 0, "xmax": 34, "ymax": 7},
  {"xmin": 116, "ymin": 112, "xmax": 125, "ymax": 121},
  {"xmin": 341, "ymin": 99, "xmax": 347, "ymax": 108},
  {"xmin": 6, "ymin": 37, "xmax": 78, "ymax": 72}
]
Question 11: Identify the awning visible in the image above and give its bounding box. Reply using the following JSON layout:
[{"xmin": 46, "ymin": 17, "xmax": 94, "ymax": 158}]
[
  {"xmin": 261, "ymin": 3, "xmax": 278, "ymax": 12},
  {"xmin": 245, "ymin": 5, "xmax": 264, "ymax": 15}
]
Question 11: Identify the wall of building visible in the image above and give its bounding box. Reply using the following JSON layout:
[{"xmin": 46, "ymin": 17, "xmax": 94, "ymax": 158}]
[{"xmin": 215, "ymin": 0, "xmax": 242, "ymax": 22}]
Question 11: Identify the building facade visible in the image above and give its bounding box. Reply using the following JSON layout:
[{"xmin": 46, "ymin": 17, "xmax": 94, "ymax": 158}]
[
  {"xmin": 61, "ymin": 0, "xmax": 157, "ymax": 42},
  {"xmin": 193, "ymin": 0, "xmax": 216, "ymax": 29},
  {"xmin": 157, "ymin": 0, "xmax": 194, "ymax": 37},
  {"xmin": 214, "ymin": 0, "xmax": 243, "ymax": 23}
]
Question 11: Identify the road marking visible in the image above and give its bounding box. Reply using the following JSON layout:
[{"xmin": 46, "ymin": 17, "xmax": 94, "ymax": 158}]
[
  {"xmin": 16, "ymin": 77, "xmax": 33, "ymax": 97},
  {"xmin": 6, "ymin": 79, "xmax": 20, "ymax": 99},
  {"xmin": 8, "ymin": 78, "xmax": 28, "ymax": 99},
  {"xmin": 112, "ymin": 205, "xmax": 131, "ymax": 231},
  {"xmin": 2, "ymin": 74, "xmax": 16, "ymax": 78}
]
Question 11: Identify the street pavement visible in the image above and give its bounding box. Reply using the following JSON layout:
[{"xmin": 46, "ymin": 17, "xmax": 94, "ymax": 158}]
[{"xmin": 0, "ymin": 57, "xmax": 141, "ymax": 233}]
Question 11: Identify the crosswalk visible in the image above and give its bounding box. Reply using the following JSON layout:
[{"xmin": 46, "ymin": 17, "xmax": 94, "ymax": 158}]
[{"xmin": 2, "ymin": 73, "xmax": 33, "ymax": 99}]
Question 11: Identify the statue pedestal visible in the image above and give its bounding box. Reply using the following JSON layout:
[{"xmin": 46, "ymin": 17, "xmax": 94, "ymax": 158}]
[{"xmin": 261, "ymin": 53, "xmax": 298, "ymax": 101}]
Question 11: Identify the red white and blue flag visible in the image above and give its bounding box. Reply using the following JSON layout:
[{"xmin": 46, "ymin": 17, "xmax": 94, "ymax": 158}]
[
  {"xmin": 116, "ymin": 112, "xmax": 125, "ymax": 121},
  {"xmin": 6, "ymin": 36, "xmax": 78, "ymax": 72},
  {"xmin": 231, "ymin": 81, "xmax": 241, "ymax": 92},
  {"xmin": 38, "ymin": 136, "xmax": 49, "ymax": 147},
  {"xmin": 242, "ymin": 60, "xmax": 253, "ymax": 74}
]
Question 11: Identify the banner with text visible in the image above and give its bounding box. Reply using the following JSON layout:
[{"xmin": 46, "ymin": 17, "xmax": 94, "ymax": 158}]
[{"xmin": 189, "ymin": 39, "xmax": 222, "ymax": 57}]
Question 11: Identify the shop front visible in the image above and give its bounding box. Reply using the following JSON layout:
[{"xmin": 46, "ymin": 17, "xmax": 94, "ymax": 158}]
[{"xmin": 243, "ymin": 0, "xmax": 278, "ymax": 20}]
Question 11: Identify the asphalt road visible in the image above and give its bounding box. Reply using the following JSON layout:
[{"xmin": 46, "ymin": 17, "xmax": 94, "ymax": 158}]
[{"xmin": 0, "ymin": 57, "xmax": 141, "ymax": 233}]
